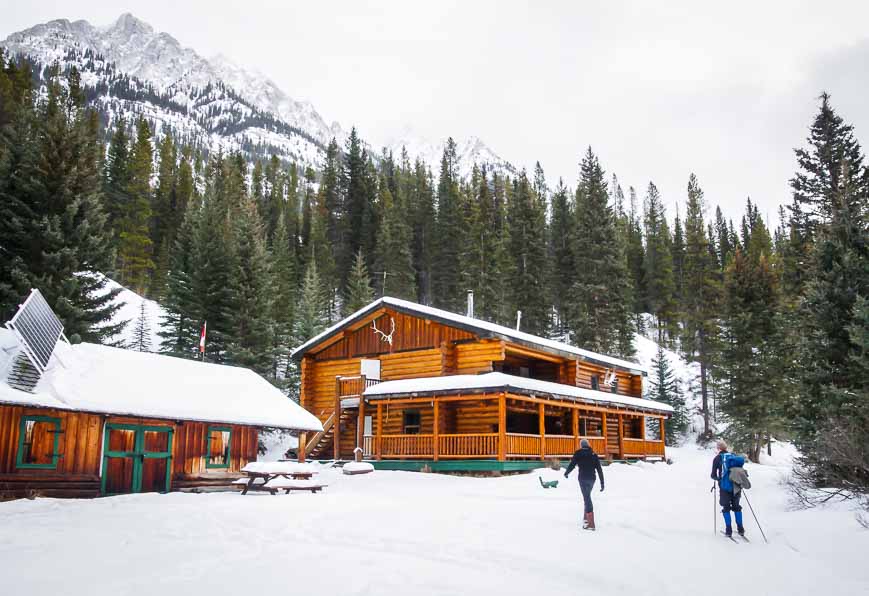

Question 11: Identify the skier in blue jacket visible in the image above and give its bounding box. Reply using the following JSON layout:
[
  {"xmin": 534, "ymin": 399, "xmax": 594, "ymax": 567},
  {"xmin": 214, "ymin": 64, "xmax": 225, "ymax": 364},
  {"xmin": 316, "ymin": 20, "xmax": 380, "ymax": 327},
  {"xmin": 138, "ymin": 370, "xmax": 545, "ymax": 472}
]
[{"xmin": 711, "ymin": 439, "xmax": 745, "ymax": 536}]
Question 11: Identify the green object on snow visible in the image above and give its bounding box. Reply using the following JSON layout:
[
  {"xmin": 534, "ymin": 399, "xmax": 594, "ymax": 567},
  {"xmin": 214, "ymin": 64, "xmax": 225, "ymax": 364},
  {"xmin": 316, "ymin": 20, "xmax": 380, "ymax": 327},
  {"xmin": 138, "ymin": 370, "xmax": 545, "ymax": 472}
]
[{"xmin": 539, "ymin": 477, "xmax": 559, "ymax": 489}]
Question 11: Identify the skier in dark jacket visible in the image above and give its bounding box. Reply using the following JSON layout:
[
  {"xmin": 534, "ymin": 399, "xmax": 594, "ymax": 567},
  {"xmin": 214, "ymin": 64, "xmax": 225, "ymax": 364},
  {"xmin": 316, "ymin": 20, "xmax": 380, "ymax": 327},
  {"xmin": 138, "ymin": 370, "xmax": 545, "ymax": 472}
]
[
  {"xmin": 564, "ymin": 438, "xmax": 605, "ymax": 530},
  {"xmin": 711, "ymin": 439, "xmax": 744, "ymax": 536}
]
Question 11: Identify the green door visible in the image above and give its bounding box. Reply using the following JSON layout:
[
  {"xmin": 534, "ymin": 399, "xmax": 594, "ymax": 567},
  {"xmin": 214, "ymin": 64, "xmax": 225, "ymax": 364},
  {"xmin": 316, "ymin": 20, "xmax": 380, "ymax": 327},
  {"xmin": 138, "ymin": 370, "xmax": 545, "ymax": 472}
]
[{"xmin": 101, "ymin": 424, "xmax": 173, "ymax": 495}]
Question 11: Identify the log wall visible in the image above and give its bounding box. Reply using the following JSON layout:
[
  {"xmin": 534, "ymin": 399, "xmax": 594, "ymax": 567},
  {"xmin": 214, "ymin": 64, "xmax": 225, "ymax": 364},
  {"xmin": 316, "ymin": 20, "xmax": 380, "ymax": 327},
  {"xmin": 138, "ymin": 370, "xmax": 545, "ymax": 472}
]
[{"xmin": 0, "ymin": 405, "xmax": 261, "ymax": 499}]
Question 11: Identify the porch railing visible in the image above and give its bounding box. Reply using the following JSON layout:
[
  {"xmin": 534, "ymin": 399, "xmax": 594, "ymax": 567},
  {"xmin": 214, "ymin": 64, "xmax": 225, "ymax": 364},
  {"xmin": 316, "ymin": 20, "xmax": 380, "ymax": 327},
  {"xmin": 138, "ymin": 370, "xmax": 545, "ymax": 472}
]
[
  {"xmin": 505, "ymin": 433, "xmax": 541, "ymax": 457},
  {"xmin": 544, "ymin": 435, "xmax": 576, "ymax": 457},
  {"xmin": 438, "ymin": 433, "xmax": 498, "ymax": 458},
  {"xmin": 367, "ymin": 433, "xmax": 661, "ymax": 460},
  {"xmin": 380, "ymin": 434, "xmax": 433, "ymax": 458},
  {"xmin": 336, "ymin": 375, "xmax": 380, "ymax": 398}
]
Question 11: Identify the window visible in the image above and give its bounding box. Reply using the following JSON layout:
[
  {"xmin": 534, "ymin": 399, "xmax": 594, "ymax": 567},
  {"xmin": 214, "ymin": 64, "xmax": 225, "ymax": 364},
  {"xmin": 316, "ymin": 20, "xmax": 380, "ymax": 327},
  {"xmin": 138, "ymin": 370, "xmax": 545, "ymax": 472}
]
[
  {"xmin": 206, "ymin": 426, "xmax": 232, "ymax": 468},
  {"xmin": 611, "ymin": 379, "xmax": 619, "ymax": 394},
  {"xmin": 403, "ymin": 410, "xmax": 421, "ymax": 435},
  {"xmin": 591, "ymin": 375, "xmax": 600, "ymax": 391},
  {"xmin": 17, "ymin": 415, "xmax": 61, "ymax": 469}
]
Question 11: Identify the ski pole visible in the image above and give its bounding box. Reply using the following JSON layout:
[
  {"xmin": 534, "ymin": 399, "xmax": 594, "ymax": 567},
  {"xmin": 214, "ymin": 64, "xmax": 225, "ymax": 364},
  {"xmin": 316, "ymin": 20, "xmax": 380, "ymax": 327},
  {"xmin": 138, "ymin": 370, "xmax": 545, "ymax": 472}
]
[
  {"xmin": 711, "ymin": 483, "xmax": 717, "ymax": 535},
  {"xmin": 743, "ymin": 490, "xmax": 769, "ymax": 544}
]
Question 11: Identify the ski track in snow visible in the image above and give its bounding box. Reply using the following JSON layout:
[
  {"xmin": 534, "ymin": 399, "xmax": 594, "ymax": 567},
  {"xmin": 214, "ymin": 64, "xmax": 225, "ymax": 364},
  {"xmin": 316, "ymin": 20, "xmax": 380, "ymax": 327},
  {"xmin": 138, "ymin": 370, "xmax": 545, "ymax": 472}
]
[{"xmin": 1, "ymin": 446, "xmax": 867, "ymax": 596}]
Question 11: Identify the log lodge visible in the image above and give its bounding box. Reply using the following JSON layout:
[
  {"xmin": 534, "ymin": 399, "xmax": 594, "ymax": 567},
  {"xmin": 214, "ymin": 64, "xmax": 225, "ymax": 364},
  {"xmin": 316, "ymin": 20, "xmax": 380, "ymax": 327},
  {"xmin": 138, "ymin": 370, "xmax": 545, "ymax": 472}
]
[
  {"xmin": 292, "ymin": 297, "xmax": 673, "ymax": 472},
  {"xmin": 0, "ymin": 291, "xmax": 322, "ymax": 499}
]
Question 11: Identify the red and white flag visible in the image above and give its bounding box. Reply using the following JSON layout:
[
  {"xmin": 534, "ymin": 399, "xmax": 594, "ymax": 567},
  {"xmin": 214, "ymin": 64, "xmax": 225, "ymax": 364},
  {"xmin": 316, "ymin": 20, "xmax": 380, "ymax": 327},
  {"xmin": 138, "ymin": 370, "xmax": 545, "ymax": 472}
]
[{"xmin": 199, "ymin": 321, "xmax": 207, "ymax": 354}]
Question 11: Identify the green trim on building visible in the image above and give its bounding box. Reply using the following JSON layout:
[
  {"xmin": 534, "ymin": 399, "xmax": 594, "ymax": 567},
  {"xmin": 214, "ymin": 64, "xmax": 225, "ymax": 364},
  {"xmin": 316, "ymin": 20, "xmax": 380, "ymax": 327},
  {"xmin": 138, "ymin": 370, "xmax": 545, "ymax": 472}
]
[
  {"xmin": 16, "ymin": 415, "xmax": 62, "ymax": 470},
  {"xmin": 205, "ymin": 425, "xmax": 232, "ymax": 469}
]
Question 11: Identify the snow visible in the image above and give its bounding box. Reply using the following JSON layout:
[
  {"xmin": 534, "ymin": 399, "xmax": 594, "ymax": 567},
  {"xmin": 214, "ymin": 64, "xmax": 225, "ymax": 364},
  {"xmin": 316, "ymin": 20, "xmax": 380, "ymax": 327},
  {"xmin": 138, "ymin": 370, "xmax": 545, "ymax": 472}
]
[
  {"xmin": 0, "ymin": 340, "xmax": 322, "ymax": 431},
  {"xmin": 98, "ymin": 276, "xmax": 166, "ymax": 350},
  {"xmin": 343, "ymin": 461, "xmax": 374, "ymax": 474},
  {"xmin": 2, "ymin": 445, "xmax": 867, "ymax": 596},
  {"xmin": 365, "ymin": 372, "xmax": 674, "ymax": 414},
  {"xmin": 292, "ymin": 297, "xmax": 649, "ymax": 375},
  {"xmin": 241, "ymin": 461, "xmax": 317, "ymax": 475}
]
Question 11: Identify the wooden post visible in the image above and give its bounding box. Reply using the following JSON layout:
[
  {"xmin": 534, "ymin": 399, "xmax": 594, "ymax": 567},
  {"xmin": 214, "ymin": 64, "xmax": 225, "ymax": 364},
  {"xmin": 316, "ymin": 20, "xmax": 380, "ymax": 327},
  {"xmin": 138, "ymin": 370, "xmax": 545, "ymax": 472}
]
[
  {"xmin": 538, "ymin": 402, "xmax": 546, "ymax": 460},
  {"xmin": 357, "ymin": 396, "xmax": 367, "ymax": 456},
  {"xmin": 601, "ymin": 412, "xmax": 608, "ymax": 458},
  {"xmin": 433, "ymin": 399, "xmax": 440, "ymax": 462},
  {"xmin": 640, "ymin": 415, "xmax": 646, "ymax": 459},
  {"xmin": 497, "ymin": 393, "xmax": 506, "ymax": 462},
  {"xmin": 376, "ymin": 403, "xmax": 383, "ymax": 460},
  {"xmin": 618, "ymin": 413, "xmax": 624, "ymax": 459},
  {"xmin": 333, "ymin": 378, "xmax": 341, "ymax": 461},
  {"xmin": 571, "ymin": 408, "xmax": 579, "ymax": 451},
  {"xmin": 297, "ymin": 432, "xmax": 307, "ymax": 463},
  {"xmin": 660, "ymin": 417, "xmax": 666, "ymax": 446}
]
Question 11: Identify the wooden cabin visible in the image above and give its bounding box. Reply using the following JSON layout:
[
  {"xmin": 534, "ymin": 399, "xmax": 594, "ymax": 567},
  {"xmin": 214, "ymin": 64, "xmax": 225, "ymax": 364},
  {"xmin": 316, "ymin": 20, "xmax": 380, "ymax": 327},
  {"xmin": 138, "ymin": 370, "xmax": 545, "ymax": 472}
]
[
  {"xmin": 292, "ymin": 297, "xmax": 672, "ymax": 471},
  {"xmin": 0, "ymin": 328, "xmax": 322, "ymax": 499}
]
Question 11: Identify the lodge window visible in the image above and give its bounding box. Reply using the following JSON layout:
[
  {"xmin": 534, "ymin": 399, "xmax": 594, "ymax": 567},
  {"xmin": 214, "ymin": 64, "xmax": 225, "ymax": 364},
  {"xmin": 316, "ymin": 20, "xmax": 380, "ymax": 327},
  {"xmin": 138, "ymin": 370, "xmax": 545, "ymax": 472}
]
[
  {"xmin": 591, "ymin": 375, "xmax": 600, "ymax": 391},
  {"xmin": 403, "ymin": 410, "xmax": 421, "ymax": 435},
  {"xmin": 16, "ymin": 415, "xmax": 61, "ymax": 469},
  {"xmin": 206, "ymin": 426, "xmax": 232, "ymax": 468},
  {"xmin": 611, "ymin": 379, "xmax": 619, "ymax": 394}
]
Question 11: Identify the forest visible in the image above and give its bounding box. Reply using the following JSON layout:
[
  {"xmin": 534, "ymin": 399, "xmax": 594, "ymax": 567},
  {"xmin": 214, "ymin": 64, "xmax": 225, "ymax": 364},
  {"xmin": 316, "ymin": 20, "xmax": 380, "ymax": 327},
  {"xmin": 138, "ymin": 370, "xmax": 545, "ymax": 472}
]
[{"xmin": 0, "ymin": 53, "xmax": 866, "ymax": 505}]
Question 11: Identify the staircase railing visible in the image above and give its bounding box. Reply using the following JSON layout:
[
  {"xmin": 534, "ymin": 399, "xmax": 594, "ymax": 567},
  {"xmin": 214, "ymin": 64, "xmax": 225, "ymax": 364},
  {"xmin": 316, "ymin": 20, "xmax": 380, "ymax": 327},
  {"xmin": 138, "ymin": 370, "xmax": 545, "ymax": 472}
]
[{"xmin": 305, "ymin": 411, "xmax": 335, "ymax": 456}]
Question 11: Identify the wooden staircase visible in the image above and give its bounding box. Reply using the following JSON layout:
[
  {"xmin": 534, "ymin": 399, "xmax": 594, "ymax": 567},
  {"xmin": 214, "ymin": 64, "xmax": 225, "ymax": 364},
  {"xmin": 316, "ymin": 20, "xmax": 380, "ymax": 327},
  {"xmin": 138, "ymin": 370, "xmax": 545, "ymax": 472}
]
[{"xmin": 306, "ymin": 408, "xmax": 358, "ymax": 459}]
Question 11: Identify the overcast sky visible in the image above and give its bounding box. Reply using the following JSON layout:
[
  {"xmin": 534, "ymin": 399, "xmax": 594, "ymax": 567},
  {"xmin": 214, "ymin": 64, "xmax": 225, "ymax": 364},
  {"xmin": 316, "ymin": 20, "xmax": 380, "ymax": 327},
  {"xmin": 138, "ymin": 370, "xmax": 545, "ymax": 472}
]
[{"xmin": 4, "ymin": 1, "xmax": 869, "ymax": 224}]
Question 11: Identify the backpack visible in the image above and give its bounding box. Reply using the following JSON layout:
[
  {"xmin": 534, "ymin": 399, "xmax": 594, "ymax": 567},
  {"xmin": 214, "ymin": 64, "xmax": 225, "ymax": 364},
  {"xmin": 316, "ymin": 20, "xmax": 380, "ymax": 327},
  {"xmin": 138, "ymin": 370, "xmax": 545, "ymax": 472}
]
[{"xmin": 719, "ymin": 453, "xmax": 745, "ymax": 492}]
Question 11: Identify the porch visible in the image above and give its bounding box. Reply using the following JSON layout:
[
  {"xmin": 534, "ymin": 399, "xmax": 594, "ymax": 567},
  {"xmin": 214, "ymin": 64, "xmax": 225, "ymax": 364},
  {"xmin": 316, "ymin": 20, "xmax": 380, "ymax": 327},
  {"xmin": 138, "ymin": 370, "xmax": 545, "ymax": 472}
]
[{"xmin": 348, "ymin": 387, "xmax": 666, "ymax": 462}]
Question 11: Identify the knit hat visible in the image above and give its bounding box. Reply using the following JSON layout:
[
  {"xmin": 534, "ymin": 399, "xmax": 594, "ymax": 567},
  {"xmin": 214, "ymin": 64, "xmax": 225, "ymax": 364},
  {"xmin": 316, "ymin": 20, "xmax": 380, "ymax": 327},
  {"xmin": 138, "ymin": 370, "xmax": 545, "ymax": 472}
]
[{"xmin": 580, "ymin": 438, "xmax": 591, "ymax": 449}]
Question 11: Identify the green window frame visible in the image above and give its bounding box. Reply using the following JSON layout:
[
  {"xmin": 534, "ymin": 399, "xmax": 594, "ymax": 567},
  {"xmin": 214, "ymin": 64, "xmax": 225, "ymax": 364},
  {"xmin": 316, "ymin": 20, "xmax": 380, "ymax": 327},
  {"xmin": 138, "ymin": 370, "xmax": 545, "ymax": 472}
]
[
  {"xmin": 16, "ymin": 415, "xmax": 62, "ymax": 469},
  {"xmin": 206, "ymin": 426, "xmax": 232, "ymax": 469}
]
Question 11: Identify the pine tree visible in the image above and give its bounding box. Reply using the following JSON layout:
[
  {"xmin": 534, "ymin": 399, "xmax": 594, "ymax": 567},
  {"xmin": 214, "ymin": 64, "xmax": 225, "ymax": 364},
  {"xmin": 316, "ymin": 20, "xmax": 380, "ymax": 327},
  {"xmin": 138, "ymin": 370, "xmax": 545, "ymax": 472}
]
[
  {"xmin": 270, "ymin": 210, "xmax": 297, "ymax": 384},
  {"xmin": 568, "ymin": 148, "xmax": 634, "ymax": 357},
  {"xmin": 624, "ymin": 186, "xmax": 646, "ymax": 331},
  {"xmin": 226, "ymin": 197, "xmax": 274, "ymax": 376},
  {"xmin": 159, "ymin": 199, "xmax": 200, "ymax": 357},
  {"xmin": 506, "ymin": 170, "xmax": 551, "ymax": 336},
  {"xmin": 344, "ymin": 249, "xmax": 375, "ymax": 315},
  {"xmin": 373, "ymin": 174, "xmax": 415, "ymax": 300},
  {"xmin": 680, "ymin": 174, "xmax": 721, "ymax": 439},
  {"xmin": 548, "ymin": 178, "xmax": 574, "ymax": 336},
  {"xmin": 293, "ymin": 260, "xmax": 330, "ymax": 346},
  {"xmin": 103, "ymin": 118, "xmax": 131, "ymax": 244},
  {"xmin": 642, "ymin": 182, "xmax": 677, "ymax": 344},
  {"xmin": 151, "ymin": 134, "xmax": 177, "ymax": 297},
  {"xmin": 648, "ymin": 344, "xmax": 687, "ymax": 444},
  {"xmin": 432, "ymin": 138, "xmax": 465, "ymax": 312},
  {"xmin": 0, "ymin": 67, "xmax": 122, "ymax": 341},
  {"xmin": 118, "ymin": 117, "xmax": 155, "ymax": 294},
  {"xmin": 131, "ymin": 301, "xmax": 152, "ymax": 352},
  {"xmin": 409, "ymin": 157, "xmax": 436, "ymax": 304}
]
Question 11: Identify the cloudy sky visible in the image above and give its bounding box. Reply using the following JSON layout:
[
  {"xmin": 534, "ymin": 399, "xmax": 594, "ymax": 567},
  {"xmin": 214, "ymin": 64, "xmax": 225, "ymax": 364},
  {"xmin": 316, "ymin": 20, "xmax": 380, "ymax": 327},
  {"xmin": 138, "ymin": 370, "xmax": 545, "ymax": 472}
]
[{"xmin": 3, "ymin": 1, "xmax": 869, "ymax": 223}]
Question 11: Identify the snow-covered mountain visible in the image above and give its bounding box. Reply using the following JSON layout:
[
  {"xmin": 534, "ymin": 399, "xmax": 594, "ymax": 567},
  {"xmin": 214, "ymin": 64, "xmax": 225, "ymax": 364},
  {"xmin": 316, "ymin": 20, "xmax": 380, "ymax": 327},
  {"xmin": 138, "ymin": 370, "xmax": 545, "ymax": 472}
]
[{"xmin": 2, "ymin": 13, "xmax": 512, "ymax": 175}]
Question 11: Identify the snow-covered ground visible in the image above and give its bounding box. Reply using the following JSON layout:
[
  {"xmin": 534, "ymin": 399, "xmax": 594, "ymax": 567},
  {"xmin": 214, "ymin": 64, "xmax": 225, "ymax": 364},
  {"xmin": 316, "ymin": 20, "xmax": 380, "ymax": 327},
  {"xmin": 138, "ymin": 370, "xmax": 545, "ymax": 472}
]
[{"xmin": 2, "ymin": 446, "xmax": 867, "ymax": 596}]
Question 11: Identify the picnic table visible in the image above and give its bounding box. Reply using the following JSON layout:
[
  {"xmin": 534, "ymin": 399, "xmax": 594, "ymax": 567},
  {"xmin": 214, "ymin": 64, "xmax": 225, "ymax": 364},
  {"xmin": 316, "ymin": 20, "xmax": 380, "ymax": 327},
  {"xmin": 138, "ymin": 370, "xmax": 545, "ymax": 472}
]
[{"xmin": 235, "ymin": 461, "xmax": 328, "ymax": 495}]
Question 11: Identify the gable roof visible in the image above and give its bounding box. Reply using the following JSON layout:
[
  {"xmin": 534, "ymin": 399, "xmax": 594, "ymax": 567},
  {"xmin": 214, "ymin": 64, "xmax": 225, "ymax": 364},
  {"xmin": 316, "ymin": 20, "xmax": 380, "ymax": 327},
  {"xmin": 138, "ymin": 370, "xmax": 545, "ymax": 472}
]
[
  {"xmin": 291, "ymin": 297, "xmax": 648, "ymax": 375},
  {"xmin": 363, "ymin": 372, "xmax": 673, "ymax": 415},
  {"xmin": 0, "ymin": 339, "xmax": 323, "ymax": 431}
]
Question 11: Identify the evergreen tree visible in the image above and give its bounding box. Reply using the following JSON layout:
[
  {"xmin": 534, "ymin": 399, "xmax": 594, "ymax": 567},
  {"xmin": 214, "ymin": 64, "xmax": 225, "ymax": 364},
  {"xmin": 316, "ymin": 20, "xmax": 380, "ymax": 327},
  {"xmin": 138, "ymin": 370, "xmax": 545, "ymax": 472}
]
[
  {"xmin": 671, "ymin": 206, "xmax": 686, "ymax": 318},
  {"xmin": 270, "ymin": 210, "xmax": 297, "ymax": 384},
  {"xmin": 506, "ymin": 170, "xmax": 551, "ymax": 335},
  {"xmin": 432, "ymin": 138, "xmax": 465, "ymax": 312},
  {"xmin": 131, "ymin": 301, "xmax": 152, "ymax": 352},
  {"xmin": 159, "ymin": 200, "xmax": 200, "ymax": 357},
  {"xmin": 151, "ymin": 134, "xmax": 177, "ymax": 297},
  {"xmin": 118, "ymin": 117, "xmax": 155, "ymax": 294},
  {"xmin": 103, "ymin": 118, "xmax": 131, "ymax": 243},
  {"xmin": 648, "ymin": 344, "xmax": 687, "ymax": 444},
  {"xmin": 680, "ymin": 174, "xmax": 721, "ymax": 439},
  {"xmin": 548, "ymin": 178, "xmax": 574, "ymax": 336},
  {"xmin": 642, "ymin": 182, "xmax": 677, "ymax": 343},
  {"xmin": 624, "ymin": 186, "xmax": 646, "ymax": 331},
  {"xmin": 226, "ymin": 197, "xmax": 274, "ymax": 376},
  {"xmin": 408, "ymin": 156, "xmax": 436, "ymax": 304},
  {"xmin": 374, "ymin": 174, "xmax": 415, "ymax": 300},
  {"xmin": 293, "ymin": 260, "xmax": 330, "ymax": 346},
  {"xmin": 568, "ymin": 148, "xmax": 634, "ymax": 357},
  {"xmin": 344, "ymin": 249, "xmax": 375, "ymax": 315},
  {"xmin": 0, "ymin": 67, "xmax": 122, "ymax": 341}
]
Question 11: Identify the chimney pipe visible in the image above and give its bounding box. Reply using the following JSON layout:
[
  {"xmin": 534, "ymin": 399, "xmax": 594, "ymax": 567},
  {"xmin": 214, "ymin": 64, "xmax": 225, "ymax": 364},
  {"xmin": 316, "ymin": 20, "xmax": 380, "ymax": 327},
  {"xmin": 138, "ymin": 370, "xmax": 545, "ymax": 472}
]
[
  {"xmin": 466, "ymin": 290, "xmax": 474, "ymax": 318},
  {"xmin": 515, "ymin": 310, "xmax": 522, "ymax": 330}
]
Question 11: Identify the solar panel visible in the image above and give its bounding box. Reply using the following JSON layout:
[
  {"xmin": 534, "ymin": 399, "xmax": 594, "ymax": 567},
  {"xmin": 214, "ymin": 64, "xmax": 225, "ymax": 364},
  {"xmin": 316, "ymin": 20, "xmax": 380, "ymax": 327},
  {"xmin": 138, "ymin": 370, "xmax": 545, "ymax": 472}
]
[{"xmin": 6, "ymin": 289, "xmax": 65, "ymax": 374}]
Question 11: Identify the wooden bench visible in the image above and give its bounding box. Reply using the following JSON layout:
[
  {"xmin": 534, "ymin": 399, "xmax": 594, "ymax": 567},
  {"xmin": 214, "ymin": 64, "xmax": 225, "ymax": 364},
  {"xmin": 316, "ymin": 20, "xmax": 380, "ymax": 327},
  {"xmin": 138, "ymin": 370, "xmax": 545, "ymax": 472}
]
[{"xmin": 236, "ymin": 462, "xmax": 326, "ymax": 495}]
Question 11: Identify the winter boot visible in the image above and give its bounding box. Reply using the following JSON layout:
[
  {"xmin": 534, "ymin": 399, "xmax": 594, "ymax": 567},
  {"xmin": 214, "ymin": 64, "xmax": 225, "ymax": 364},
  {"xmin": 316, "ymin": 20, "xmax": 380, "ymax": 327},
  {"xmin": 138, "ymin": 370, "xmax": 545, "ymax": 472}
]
[
  {"xmin": 735, "ymin": 511, "xmax": 745, "ymax": 535},
  {"xmin": 722, "ymin": 511, "xmax": 732, "ymax": 536},
  {"xmin": 586, "ymin": 511, "xmax": 596, "ymax": 531},
  {"xmin": 582, "ymin": 512, "xmax": 590, "ymax": 529}
]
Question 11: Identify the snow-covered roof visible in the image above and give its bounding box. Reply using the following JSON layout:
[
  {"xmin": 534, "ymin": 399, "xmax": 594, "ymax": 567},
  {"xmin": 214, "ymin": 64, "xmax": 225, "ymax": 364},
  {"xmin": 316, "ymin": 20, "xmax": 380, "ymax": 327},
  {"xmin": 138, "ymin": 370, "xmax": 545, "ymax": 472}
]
[
  {"xmin": 291, "ymin": 297, "xmax": 648, "ymax": 374},
  {"xmin": 363, "ymin": 372, "xmax": 673, "ymax": 415},
  {"xmin": 0, "ymin": 340, "xmax": 322, "ymax": 431}
]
